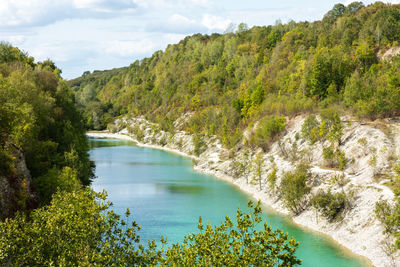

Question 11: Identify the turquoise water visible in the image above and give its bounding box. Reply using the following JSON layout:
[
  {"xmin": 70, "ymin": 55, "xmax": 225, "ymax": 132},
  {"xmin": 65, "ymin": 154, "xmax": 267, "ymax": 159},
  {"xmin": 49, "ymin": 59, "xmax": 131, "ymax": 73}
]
[{"xmin": 89, "ymin": 138, "xmax": 368, "ymax": 267}]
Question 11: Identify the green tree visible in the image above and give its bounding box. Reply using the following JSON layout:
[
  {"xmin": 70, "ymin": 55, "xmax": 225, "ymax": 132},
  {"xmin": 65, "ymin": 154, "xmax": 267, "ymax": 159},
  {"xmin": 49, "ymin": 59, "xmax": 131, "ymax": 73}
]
[
  {"xmin": 252, "ymin": 152, "xmax": 264, "ymax": 190},
  {"xmin": 280, "ymin": 163, "xmax": 310, "ymax": 214}
]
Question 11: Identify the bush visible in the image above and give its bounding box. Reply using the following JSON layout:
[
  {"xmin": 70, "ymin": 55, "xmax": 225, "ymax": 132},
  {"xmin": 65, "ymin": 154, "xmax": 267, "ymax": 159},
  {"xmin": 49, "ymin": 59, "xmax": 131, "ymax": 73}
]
[
  {"xmin": 252, "ymin": 115, "xmax": 286, "ymax": 151},
  {"xmin": 375, "ymin": 200, "xmax": 395, "ymax": 233},
  {"xmin": 159, "ymin": 135, "xmax": 168, "ymax": 147},
  {"xmin": 0, "ymin": 149, "xmax": 14, "ymax": 176},
  {"xmin": 374, "ymin": 199, "xmax": 400, "ymax": 249},
  {"xmin": 322, "ymin": 146, "xmax": 347, "ymax": 170},
  {"xmin": 280, "ymin": 163, "xmax": 310, "ymax": 214},
  {"xmin": 301, "ymin": 115, "xmax": 320, "ymax": 144},
  {"xmin": 311, "ymin": 190, "xmax": 348, "ymax": 221},
  {"xmin": 131, "ymin": 125, "xmax": 145, "ymax": 142},
  {"xmin": 319, "ymin": 108, "xmax": 343, "ymax": 144},
  {"xmin": 267, "ymin": 168, "xmax": 277, "ymax": 190},
  {"xmin": 193, "ymin": 134, "xmax": 206, "ymax": 156},
  {"xmin": 107, "ymin": 123, "xmax": 118, "ymax": 133}
]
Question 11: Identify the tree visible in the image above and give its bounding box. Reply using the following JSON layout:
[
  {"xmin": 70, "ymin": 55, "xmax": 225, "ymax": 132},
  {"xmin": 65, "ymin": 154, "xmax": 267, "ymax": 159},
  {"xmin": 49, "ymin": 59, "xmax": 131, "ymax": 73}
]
[
  {"xmin": 164, "ymin": 201, "xmax": 301, "ymax": 266},
  {"xmin": 345, "ymin": 2, "xmax": 364, "ymax": 14},
  {"xmin": 280, "ymin": 163, "xmax": 310, "ymax": 214},
  {"xmin": 325, "ymin": 4, "xmax": 346, "ymax": 20},
  {"xmin": 237, "ymin": 22, "xmax": 249, "ymax": 34},
  {"xmin": 0, "ymin": 189, "xmax": 302, "ymax": 266},
  {"xmin": 252, "ymin": 152, "xmax": 264, "ymax": 190},
  {"xmin": 252, "ymin": 116, "xmax": 286, "ymax": 151}
]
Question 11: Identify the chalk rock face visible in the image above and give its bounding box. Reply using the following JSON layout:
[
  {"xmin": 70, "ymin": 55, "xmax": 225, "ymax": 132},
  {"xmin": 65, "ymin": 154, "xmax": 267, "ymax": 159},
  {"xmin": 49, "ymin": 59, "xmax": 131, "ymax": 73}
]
[{"xmin": 0, "ymin": 147, "xmax": 37, "ymax": 220}]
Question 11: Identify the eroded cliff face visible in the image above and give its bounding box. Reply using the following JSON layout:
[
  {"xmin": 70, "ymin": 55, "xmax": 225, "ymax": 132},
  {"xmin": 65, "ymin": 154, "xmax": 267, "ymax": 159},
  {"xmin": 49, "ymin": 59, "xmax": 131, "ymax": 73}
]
[
  {"xmin": 0, "ymin": 147, "xmax": 37, "ymax": 220},
  {"xmin": 89, "ymin": 115, "xmax": 400, "ymax": 267}
]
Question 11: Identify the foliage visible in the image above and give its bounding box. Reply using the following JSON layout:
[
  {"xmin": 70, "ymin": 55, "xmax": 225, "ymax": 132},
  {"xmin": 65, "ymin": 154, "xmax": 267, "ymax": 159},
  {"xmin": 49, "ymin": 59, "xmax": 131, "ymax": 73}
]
[
  {"xmin": 0, "ymin": 189, "xmax": 301, "ymax": 266},
  {"xmin": 0, "ymin": 43, "xmax": 94, "ymax": 208},
  {"xmin": 280, "ymin": 163, "xmax": 310, "ymax": 214},
  {"xmin": 251, "ymin": 115, "xmax": 286, "ymax": 151},
  {"xmin": 322, "ymin": 146, "xmax": 347, "ymax": 170},
  {"xmin": 311, "ymin": 190, "xmax": 348, "ymax": 221},
  {"xmin": 301, "ymin": 114, "xmax": 320, "ymax": 144},
  {"xmin": 0, "ymin": 189, "xmax": 161, "ymax": 266},
  {"xmin": 230, "ymin": 149, "xmax": 250, "ymax": 179},
  {"xmin": 374, "ymin": 199, "xmax": 400, "ymax": 249},
  {"xmin": 193, "ymin": 134, "xmax": 206, "ymax": 156},
  {"xmin": 267, "ymin": 167, "xmax": 277, "ymax": 191},
  {"xmin": 163, "ymin": 201, "xmax": 301, "ymax": 266},
  {"xmin": 251, "ymin": 152, "xmax": 264, "ymax": 190}
]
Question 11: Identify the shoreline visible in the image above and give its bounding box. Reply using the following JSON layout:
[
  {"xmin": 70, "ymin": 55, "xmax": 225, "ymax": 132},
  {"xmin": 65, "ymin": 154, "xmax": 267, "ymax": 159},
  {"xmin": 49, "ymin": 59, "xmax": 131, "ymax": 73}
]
[{"xmin": 87, "ymin": 131, "xmax": 374, "ymax": 266}]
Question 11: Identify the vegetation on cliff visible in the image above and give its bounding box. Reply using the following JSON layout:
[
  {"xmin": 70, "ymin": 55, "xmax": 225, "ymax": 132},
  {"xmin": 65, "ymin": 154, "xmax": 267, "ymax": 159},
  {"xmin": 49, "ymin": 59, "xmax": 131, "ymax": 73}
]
[{"xmin": 0, "ymin": 42, "xmax": 94, "ymax": 215}]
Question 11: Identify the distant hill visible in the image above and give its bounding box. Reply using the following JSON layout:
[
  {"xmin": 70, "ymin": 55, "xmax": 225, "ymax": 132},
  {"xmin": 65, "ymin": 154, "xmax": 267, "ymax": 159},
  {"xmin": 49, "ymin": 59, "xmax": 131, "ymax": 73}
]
[{"xmin": 69, "ymin": 1, "xmax": 400, "ymax": 148}]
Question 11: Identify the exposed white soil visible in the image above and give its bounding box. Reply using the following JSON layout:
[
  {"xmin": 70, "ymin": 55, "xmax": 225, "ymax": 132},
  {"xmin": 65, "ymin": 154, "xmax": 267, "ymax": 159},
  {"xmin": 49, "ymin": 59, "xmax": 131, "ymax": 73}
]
[
  {"xmin": 378, "ymin": 46, "xmax": 400, "ymax": 61},
  {"xmin": 87, "ymin": 115, "xmax": 400, "ymax": 267}
]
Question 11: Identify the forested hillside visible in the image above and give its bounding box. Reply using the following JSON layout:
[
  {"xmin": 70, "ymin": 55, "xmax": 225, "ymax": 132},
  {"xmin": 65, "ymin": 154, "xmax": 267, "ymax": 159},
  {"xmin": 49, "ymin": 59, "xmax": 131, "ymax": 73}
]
[
  {"xmin": 0, "ymin": 44, "xmax": 301, "ymax": 266},
  {"xmin": 71, "ymin": 1, "xmax": 400, "ymax": 149},
  {"xmin": 0, "ymin": 42, "xmax": 94, "ymax": 217}
]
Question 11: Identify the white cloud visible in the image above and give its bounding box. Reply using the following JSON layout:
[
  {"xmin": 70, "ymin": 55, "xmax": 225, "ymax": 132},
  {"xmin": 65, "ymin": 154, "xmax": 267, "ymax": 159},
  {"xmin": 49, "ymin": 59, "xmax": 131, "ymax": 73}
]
[
  {"xmin": 145, "ymin": 13, "xmax": 207, "ymax": 34},
  {"xmin": 2, "ymin": 35, "xmax": 25, "ymax": 45},
  {"xmin": 133, "ymin": 0, "xmax": 212, "ymax": 9},
  {"xmin": 104, "ymin": 40, "xmax": 157, "ymax": 57},
  {"xmin": 0, "ymin": 0, "xmax": 137, "ymax": 27},
  {"xmin": 201, "ymin": 14, "xmax": 231, "ymax": 31}
]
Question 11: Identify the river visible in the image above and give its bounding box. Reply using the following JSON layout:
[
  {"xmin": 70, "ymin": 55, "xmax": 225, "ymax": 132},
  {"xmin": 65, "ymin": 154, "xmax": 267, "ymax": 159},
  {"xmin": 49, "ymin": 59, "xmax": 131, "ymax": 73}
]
[{"xmin": 89, "ymin": 138, "xmax": 368, "ymax": 266}]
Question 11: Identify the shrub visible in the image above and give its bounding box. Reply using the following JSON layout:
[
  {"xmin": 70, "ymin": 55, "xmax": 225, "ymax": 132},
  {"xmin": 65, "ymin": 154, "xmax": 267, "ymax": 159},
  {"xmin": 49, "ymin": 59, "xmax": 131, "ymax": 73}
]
[
  {"xmin": 280, "ymin": 163, "xmax": 310, "ymax": 214},
  {"xmin": 311, "ymin": 190, "xmax": 348, "ymax": 221},
  {"xmin": 0, "ymin": 149, "xmax": 14, "ymax": 176},
  {"xmin": 267, "ymin": 168, "xmax": 277, "ymax": 190},
  {"xmin": 322, "ymin": 146, "xmax": 347, "ymax": 170},
  {"xmin": 301, "ymin": 115, "xmax": 320, "ymax": 144},
  {"xmin": 375, "ymin": 200, "xmax": 395, "ymax": 233},
  {"xmin": 193, "ymin": 134, "xmax": 206, "ymax": 156},
  {"xmin": 107, "ymin": 123, "xmax": 118, "ymax": 133},
  {"xmin": 374, "ymin": 199, "xmax": 400, "ymax": 249},
  {"xmin": 159, "ymin": 135, "xmax": 168, "ymax": 147},
  {"xmin": 252, "ymin": 115, "xmax": 286, "ymax": 151},
  {"xmin": 132, "ymin": 125, "xmax": 145, "ymax": 142},
  {"xmin": 319, "ymin": 108, "xmax": 343, "ymax": 144}
]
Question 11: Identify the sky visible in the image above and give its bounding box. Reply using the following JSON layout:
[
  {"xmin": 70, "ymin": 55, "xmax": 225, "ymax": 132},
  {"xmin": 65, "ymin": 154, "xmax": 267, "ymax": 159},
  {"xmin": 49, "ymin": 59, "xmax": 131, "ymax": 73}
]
[{"xmin": 0, "ymin": 0, "xmax": 398, "ymax": 79}]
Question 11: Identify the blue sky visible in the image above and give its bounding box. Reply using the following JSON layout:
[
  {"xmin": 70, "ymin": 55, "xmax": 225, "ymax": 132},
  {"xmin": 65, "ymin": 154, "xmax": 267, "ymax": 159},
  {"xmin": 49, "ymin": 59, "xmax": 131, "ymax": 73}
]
[{"xmin": 0, "ymin": 0, "xmax": 398, "ymax": 79}]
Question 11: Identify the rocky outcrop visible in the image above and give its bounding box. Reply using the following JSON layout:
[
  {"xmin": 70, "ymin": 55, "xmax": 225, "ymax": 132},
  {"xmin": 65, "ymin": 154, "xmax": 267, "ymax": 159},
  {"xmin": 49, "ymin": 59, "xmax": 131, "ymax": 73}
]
[
  {"xmin": 88, "ymin": 115, "xmax": 400, "ymax": 267},
  {"xmin": 378, "ymin": 46, "xmax": 400, "ymax": 61},
  {"xmin": 0, "ymin": 147, "xmax": 37, "ymax": 220}
]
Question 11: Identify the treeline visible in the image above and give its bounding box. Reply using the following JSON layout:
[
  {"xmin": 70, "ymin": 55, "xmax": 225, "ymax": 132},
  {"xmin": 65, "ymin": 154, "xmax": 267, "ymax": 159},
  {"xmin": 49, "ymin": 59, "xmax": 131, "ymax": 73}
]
[
  {"xmin": 71, "ymin": 2, "xmax": 400, "ymax": 149},
  {"xmin": 0, "ymin": 42, "xmax": 94, "ymax": 214}
]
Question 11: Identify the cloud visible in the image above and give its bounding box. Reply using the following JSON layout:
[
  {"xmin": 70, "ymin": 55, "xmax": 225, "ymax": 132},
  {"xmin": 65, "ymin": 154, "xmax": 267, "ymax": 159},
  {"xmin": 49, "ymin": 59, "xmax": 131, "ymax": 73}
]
[
  {"xmin": 104, "ymin": 39, "xmax": 158, "ymax": 57},
  {"xmin": 146, "ymin": 14, "xmax": 207, "ymax": 34},
  {"xmin": 201, "ymin": 14, "xmax": 231, "ymax": 31},
  {"xmin": 133, "ymin": 0, "xmax": 212, "ymax": 9},
  {"xmin": 0, "ymin": 0, "xmax": 137, "ymax": 27},
  {"xmin": 1, "ymin": 35, "xmax": 26, "ymax": 45}
]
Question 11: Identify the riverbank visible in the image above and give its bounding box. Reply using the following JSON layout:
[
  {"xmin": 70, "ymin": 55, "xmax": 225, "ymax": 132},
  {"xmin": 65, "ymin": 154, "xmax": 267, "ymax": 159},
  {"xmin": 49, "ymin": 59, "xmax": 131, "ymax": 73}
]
[{"xmin": 87, "ymin": 115, "xmax": 400, "ymax": 267}]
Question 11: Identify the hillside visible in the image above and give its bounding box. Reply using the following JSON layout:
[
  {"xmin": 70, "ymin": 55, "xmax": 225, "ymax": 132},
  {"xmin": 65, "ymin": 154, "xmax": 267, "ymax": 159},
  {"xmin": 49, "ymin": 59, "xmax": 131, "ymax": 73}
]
[{"xmin": 70, "ymin": 2, "xmax": 400, "ymax": 149}]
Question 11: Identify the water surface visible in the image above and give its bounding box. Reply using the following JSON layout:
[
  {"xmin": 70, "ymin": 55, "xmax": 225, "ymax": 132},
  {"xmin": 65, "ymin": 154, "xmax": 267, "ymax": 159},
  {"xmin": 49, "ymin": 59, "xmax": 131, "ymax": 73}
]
[{"xmin": 90, "ymin": 138, "xmax": 368, "ymax": 267}]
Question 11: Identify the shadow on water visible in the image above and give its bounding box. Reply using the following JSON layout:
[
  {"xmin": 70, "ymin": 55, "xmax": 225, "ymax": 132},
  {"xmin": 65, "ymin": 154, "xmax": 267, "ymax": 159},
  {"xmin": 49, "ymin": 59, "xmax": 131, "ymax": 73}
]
[
  {"xmin": 89, "ymin": 137, "xmax": 136, "ymax": 149},
  {"xmin": 158, "ymin": 183, "xmax": 206, "ymax": 194}
]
